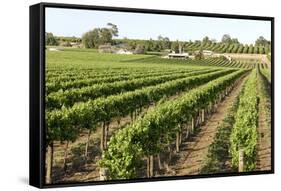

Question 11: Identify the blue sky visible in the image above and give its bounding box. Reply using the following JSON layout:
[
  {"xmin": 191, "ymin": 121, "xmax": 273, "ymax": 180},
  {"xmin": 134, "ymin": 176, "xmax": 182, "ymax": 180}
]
[{"xmin": 46, "ymin": 7, "xmax": 271, "ymax": 44}]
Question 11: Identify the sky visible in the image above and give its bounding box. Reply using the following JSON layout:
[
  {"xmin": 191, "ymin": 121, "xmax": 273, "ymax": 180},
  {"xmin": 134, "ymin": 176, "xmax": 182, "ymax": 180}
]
[{"xmin": 46, "ymin": 7, "xmax": 271, "ymax": 44}]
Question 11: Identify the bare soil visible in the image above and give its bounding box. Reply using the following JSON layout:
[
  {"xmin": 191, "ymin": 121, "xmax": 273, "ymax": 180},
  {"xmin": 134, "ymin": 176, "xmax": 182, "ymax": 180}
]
[
  {"xmin": 162, "ymin": 75, "xmax": 248, "ymax": 176},
  {"xmin": 256, "ymin": 72, "xmax": 271, "ymax": 171}
]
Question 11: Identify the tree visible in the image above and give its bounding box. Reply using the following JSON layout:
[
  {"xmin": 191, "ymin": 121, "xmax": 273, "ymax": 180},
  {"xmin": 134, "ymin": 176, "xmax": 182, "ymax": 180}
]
[
  {"xmin": 107, "ymin": 23, "xmax": 118, "ymax": 37},
  {"xmin": 221, "ymin": 34, "xmax": 240, "ymax": 45},
  {"xmin": 202, "ymin": 36, "xmax": 211, "ymax": 44},
  {"xmin": 134, "ymin": 44, "xmax": 145, "ymax": 54},
  {"xmin": 255, "ymin": 36, "xmax": 270, "ymax": 46},
  {"xmin": 232, "ymin": 38, "xmax": 240, "ymax": 44},
  {"xmin": 158, "ymin": 35, "xmax": 171, "ymax": 50},
  {"xmin": 171, "ymin": 41, "xmax": 180, "ymax": 53},
  {"xmin": 150, "ymin": 38, "xmax": 161, "ymax": 51},
  {"xmin": 221, "ymin": 34, "xmax": 232, "ymax": 44},
  {"xmin": 45, "ymin": 32, "xmax": 59, "ymax": 46},
  {"xmin": 195, "ymin": 49, "xmax": 204, "ymax": 60},
  {"xmin": 82, "ymin": 29, "xmax": 100, "ymax": 48},
  {"xmin": 82, "ymin": 23, "xmax": 119, "ymax": 48},
  {"xmin": 100, "ymin": 28, "xmax": 113, "ymax": 45},
  {"xmin": 146, "ymin": 38, "xmax": 154, "ymax": 51},
  {"xmin": 61, "ymin": 41, "xmax": 72, "ymax": 47}
]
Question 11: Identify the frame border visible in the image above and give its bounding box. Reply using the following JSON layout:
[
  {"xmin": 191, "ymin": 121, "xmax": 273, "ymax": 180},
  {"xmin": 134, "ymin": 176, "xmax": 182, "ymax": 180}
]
[{"xmin": 29, "ymin": 2, "xmax": 274, "ymax": 188}]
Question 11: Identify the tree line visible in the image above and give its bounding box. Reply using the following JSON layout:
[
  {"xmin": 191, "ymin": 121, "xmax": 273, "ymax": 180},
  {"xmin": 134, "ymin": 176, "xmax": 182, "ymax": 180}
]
[{"xmin": 45, "ymin": 23, "xmax": 271, "ymax": 54}]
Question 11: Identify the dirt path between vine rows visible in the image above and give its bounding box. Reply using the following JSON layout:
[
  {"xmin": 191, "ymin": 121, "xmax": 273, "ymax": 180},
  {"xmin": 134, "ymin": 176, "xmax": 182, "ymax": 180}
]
[
  {"xmin": 256, "ymin": 73, "xmax": 271, "ymax": 171},
  {"xmin": 168, "ymin": 75, "xmax": 248, "ymax": 176}
]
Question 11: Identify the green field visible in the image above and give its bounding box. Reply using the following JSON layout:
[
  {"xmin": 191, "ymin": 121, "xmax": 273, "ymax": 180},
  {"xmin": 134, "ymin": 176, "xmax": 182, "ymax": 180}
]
[{"xmin": 45, "ymin": 48, "xmax": 271, "ymax": 184}]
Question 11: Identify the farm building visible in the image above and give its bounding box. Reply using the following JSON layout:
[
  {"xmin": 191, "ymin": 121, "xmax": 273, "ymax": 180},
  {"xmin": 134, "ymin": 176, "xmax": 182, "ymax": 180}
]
[
  {"xmin": 194, "ymin": 50, "xmax": 213, "ymax": 57},
  {"xmin": 202, "ymin": 50, "xmax": 213, "ymax": 56},
  {"xmin": 98, "ymin": 44, "xmax": 113, "ymax": 53},
  {"xmin": 70, "ymin": 42, "xmax": 82, "ymax": 48},
  {"xmin": 168, "ymin": 52, "xmax": 189, "ymax": 59},
  {"xmin": 116, "ymin": 49, "xmax": 133, "ymax": 55},
  {"xmin": 70, "ymin": 42, "xmax": 80, "ymax": 46},
  {"xmin": 167, "ymin": 44, "xmax": 189, "ymax": 59},
  {"xmin": 48, "ymin": 47, "xmax": 63, "ymax": 51},
  {"xmin": 115, "ymin": 43, "xmax": 133, "ymax": 54},
  {"xmin": 98, "ymin": 43, "xmax": 133, "ymax": 54}
]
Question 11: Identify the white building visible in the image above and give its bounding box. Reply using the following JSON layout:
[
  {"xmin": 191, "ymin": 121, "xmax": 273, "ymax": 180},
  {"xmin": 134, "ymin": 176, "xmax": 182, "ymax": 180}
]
[
  {"xmin": 167, "ymin": 43, "xmax": 189, "ymax": 59},
  {"xmin": 168, "ymin": 52, "xmax": 189, "ymax": 59},
  {"xmin": 116, "ymin": 49, "xmax": 133, "ymax": 55},
  {"xmin": 48, "ymin": 47, "xmax": 63, "ymax": 51},
  {"xmin": 202, "ymin": 50, "xmax": 213, "ymax": 56}
]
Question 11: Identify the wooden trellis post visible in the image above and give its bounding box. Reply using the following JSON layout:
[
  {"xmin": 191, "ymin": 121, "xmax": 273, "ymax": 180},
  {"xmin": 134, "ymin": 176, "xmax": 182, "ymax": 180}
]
[
  {"xmin": 84, "ymin": 129, "xmax": 92, "ymax": 159},
  {"xmin": 157, "ymin": 153, "xmax": 163, "ymax": 170},
  {"xmin": 150, "ymin": 155, "xmax": 154, "ymax": 177},
  {"xmin": 201, "ymin": 109, "xmax": 205, "ymax": 123},
  {"xmin": 100, "ymin": 167, "xmax": 109, "ymax": 180},
  {"xmin": 176, "ymin": 131, "xmax": 180, "ymax": 153},
  {"xmin": 185, "ymin": 123, "xmax": 190, "ymax": 139},
  {"xmin": 146, "ymin": 155, "xmax": 154, "ymax": 177},
  {"xmin": 63, "ymin": 141, "xmax": 69, "ymax": 171},
  {"xmin": 101, "ymin": 122, "xmax": 105, "ymax": 151},
  {"xmin": 46, "ymin": 143, "xmax": 54, "ymax": 184},
  {"xmin": 191, "ymin": 117, "xmax": 194, "ymax": 134},
  {"xmin": 238, "ymin": 149, "xmax": 244, "ymax": 172}
]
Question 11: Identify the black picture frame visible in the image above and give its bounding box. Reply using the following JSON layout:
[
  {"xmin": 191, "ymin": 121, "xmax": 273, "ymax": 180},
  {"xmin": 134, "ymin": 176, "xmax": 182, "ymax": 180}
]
[{"xmin": 30, "ymin": 2, "xmax": 275, "ymax": 188}]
